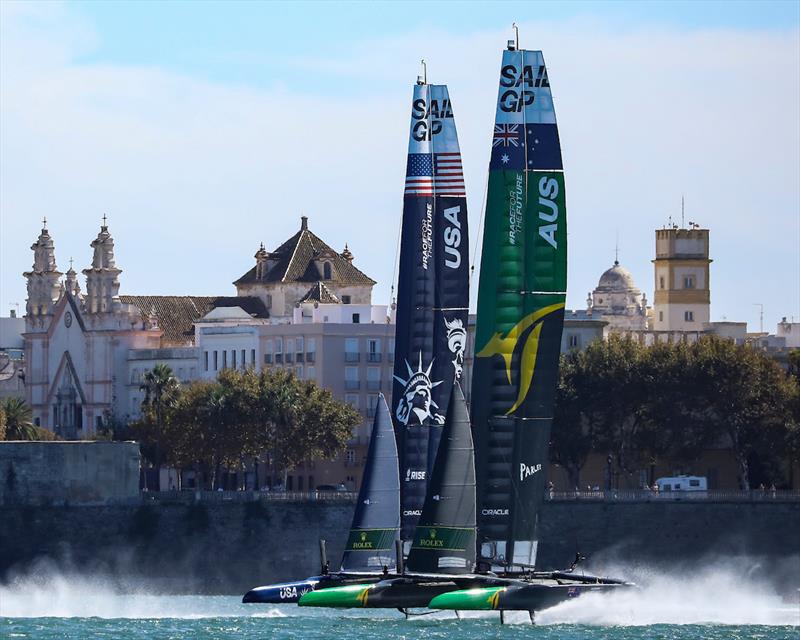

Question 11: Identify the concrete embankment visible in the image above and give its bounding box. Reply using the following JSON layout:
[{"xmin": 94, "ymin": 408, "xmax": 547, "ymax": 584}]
[{"xmin": 1, "ymin": 498, "xmax": 798, "ymax": 594}]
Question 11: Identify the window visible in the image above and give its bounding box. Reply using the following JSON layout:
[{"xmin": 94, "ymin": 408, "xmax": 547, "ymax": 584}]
[
  {"xmin": 684, "ymin": 310, "xmax": 694, "ymax": 322},
  {"xmin": 295, "ymin": 365, "xmax": 303, "ymax": 378},
  {"xmin": 367, "ymin": 394, "xmax": 380, "ymax": 417},
  {"xmin": 346, "ymin": 449, "xmax": 356, "ymax": 465},
  {"xmin": 285, "ymin": 339, "xmax": 294, "ymax": 363},
  {"xmin": 323, "ymin": 262, "xmax": 332, "ymax": 279},
  {"xmin": 659, "ymin": 311, "xmax": 664, "ymax": 322},
  {"xmin": 345, "ymin": 366, "xmax": 359, "ymax": 390},
  {"xmin": 222, "ymin": 351, "xmax": 228, "ymax": 369},
  {"xmin": 659, "ymin": 276, "xmax": 665, "ymax": 289},
  {"xmin": 367, "ymin": 339, "xmax": 381, "ymax": 362},
  {"xmin": 367, "ymin": 367, "xmax": 381, "ymax": 390},
  {"xmin": 265, "ymin": 294, "xmax": 272, "ymax": 308},
  {"xmin": 345, "ymin": 393, "xmax": 359, "ymax": 409},
  {"xmin": 307, "ymin": 365, "xmax": 316, "ymax": 380},
  {"xmin": 342, "ymin": 295, "xmax": 351, "ymax": 304},
  {"xmin": 232, "ymin": 350, "xmax": 237, "ymax": 369},
  {"xmin": 296, "ymin": 337, "xmax": 304, "ymax": 362},
  {"xmin": 345, "ymin": 338, "xmax": 359, "ymax": 361},
  {"xmin": 275, "ymin": 338, "xmax": 283, "ymax": 364},
  {"xmin": 213, "ymin": 351, "xmax": 218, "ymax": 370},
  {"xmin": 241, "ymin": 349, "xmax": 246, "ymax": 367},
  {"xmin": 298, "ymin": 476, "xmax": 304, "ymax": 491},
  {"xmin": 307, "ymin": 338, "xmax": 316, "ymax": 363},
  {"xmin": 352, "ymin": 313, "xmax": 360, "ymax": 324},
  {"xmin": 568, "ymin": 334, "xmax": 580, "ymax": 349},
  {"xmin": 683, "ymin": 275, "xmax": 695, "ymax": 289},
  {"xmin": 204, "ymin": 352, "xmax": 209, "ymax": 372},
  {"xmin": 251, "ymin": 349, "xmax": 256, "ymax": 367}
]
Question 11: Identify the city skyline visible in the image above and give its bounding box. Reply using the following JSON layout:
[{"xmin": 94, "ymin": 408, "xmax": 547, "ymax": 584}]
[{"xmin": 1, "ymin": 1, "xmax": 798, "ymax": 331}]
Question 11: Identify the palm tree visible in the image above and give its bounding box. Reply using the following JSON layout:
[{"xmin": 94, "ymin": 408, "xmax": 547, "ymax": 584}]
[
  {"xmin": 2, "ymin": 398, "xmax": 38, "ymax": 440},
  {"xmin": 140, "ymin": 364, "xmax": 180, "ymax": 488}
]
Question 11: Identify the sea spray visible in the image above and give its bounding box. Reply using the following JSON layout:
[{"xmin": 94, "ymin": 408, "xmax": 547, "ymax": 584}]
[{"xmin": 536, "ymin": 559, "xmax": 799, "ymax": 626}]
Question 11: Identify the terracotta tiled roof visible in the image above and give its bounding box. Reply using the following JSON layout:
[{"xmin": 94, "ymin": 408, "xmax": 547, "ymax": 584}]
[
  {"xmin": 298, "ymin": 281, "xmax": 341, "ymax": 304},
  {"xmin": 120, "ymin": 295, "xmax": 268, "ymax": 345},
  {"xmin": 234, "ymin": 223, "xmax": 375, "ymax": 287}
]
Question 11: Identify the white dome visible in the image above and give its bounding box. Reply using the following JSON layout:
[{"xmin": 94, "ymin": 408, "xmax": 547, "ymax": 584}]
[{"xmin": 597, "ymin": 261, "xmax": 636, "ymax": 292}]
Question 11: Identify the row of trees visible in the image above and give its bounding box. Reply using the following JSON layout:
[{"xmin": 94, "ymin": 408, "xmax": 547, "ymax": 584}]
[
  {"xmin": 551, "ymin": 336, "xmax": 800, "ymax": 489},
  {"xmin": 122, "ymin": 365, "xmax": 361, "ymax": 489}
]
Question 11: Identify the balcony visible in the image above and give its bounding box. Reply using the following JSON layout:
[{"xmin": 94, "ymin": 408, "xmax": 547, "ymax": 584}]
[
  {"xmin": 344, "ymin": 352, "xmax": 360, "ymax": 362},
  {"xmin": 367, "ymin": 353, "xmax": 382, "ymax": 363},
  {"xmin": 345, "ymin": 380, "xmax": 360, "ymax": 390},
  {"xmin": 366, "ymin": 380, "xmax": 381, "ymax": 391},
  {"xmin": 306, "ymin": 352, "xmax": 316, "ymax": 363}
]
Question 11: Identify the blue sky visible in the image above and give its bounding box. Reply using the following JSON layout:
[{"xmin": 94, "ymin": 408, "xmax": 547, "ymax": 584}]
[{"xmin": 1, "ymin": 1, "xmax": 799, "ymax": 331}]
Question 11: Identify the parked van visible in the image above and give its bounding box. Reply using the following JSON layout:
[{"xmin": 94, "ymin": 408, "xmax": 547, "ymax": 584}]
[{"xmin": 656, "ymin": 475, "xmax": 707, "ymax": 492}]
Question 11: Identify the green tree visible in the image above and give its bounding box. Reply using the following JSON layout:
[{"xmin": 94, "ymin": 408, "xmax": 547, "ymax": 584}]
[
  {"xmin": 551, "ymin": 351, "xmax": 600, "ymax": 489},
  {"xmin": 1, "ymin": 398, "xmax": 38, "ymax": 440},
  {"xmin": 139, "ymin": 363, "xmax": 180, "ymax": 482},
  {"xmin": 684, "ymin": 337, "xmax": 796, "ymax": 489},
  {"xmin": 0, "ymin": 404, "xmax": 6, "ymax": 440}
]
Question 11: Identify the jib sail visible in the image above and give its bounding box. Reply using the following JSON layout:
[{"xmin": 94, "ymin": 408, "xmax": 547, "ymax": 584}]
[
  {"xmin": 340, "ymin": 394, "xmax": 400, "ymax": 571},
  {"xmin": 392, "ymin": 80, "xmax": 470, "ymax": 541},
  {"xmin": 406, "ymin": 384, "xmax": 476, "ymax": 574},
  {"xmin": 471, "ymin": 46, "xmax": 567, "ymax": 569}
]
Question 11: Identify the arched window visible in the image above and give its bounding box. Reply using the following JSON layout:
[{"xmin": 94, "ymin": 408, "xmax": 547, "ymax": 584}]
[{"xmin": 323, "ymin": 262, "xmax": 332, "ymax": 280}]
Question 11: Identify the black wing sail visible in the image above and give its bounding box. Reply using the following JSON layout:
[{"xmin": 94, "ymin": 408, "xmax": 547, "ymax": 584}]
[
  {"xmin": 392, "ymin": 81, "xmax": 469, "ymax": 541},
  {"xmin": 406, "ymin": 384, "xmax": 476, "ymax": 574},
  {"xmin": 340, "ymin": 394, "xmax": 400, "ymax": 572}
]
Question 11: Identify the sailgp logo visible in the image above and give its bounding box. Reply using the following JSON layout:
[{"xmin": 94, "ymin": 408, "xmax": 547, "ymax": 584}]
[
  {"xmin": 476, "ymin": 302, "xmax": 565, "ymax": 415},
  {"xmin": 394, "ymin": 352, "xmax": 444, "ymax": 425},
  {"xmin": 445, "ymin": 317, "xmax": 466, "ymax": 379},
  {"xmin": 520, "ymin": 462, "xmax": 542, "ymax": 482}
]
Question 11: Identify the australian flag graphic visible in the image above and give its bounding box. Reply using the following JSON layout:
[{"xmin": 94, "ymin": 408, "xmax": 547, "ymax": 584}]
[{"xmin": 490, "ymin": 123, "xmax": 562, "ymax": 171}]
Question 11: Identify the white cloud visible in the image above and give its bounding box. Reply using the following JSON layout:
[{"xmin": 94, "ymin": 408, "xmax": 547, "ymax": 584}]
[{"xmin": 1, "ymin": 6, "xmax": 798, "ymax": 330}]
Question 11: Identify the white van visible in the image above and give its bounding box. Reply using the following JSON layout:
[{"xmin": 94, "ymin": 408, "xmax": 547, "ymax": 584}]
[{"xmin": 656, "ymin": 475, "xmax": 707, "ymax": 492}]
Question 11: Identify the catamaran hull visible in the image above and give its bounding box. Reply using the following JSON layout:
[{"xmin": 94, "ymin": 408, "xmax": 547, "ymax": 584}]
[
  {"xmin": 430, "ymin": 581, "xmax": 632, "ymax": 612},
  {"xmin": 299, "ymin": 579, "xmax": 482, "ymax": 609},
  {"xmin": 242, "ymin": 577, "xmax": 339, "ymax": 604}
]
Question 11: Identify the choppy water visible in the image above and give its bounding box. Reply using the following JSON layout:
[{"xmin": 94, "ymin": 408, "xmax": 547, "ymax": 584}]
[{"xmin": 0, "ymin": 564, "xmax": 798, "ymax": 639}]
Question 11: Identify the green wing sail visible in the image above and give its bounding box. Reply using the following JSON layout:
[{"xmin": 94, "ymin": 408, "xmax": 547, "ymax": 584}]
[{"xmin": 472, "ymin": 48, "xmax": 567, "ymax": 568}]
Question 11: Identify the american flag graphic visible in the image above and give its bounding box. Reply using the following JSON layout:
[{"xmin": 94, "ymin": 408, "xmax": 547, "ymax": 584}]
[
  {"xmin": 493, "ymin": 123, "xmax": 520, "ymax": 148},
  {"xmin": 405, "ymin": 152, "xmax": 465, "ymax": 197}
]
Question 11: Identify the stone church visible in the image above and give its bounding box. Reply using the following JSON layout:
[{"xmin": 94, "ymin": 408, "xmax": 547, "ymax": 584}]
[{"xmin": 23, "ymin": 216, "xmax": 375, "ymax": 437}]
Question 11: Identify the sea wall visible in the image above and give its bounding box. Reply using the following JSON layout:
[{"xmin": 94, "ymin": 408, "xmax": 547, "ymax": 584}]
[
  {"xmin": 1, "ymin": 499, "xmax": 798, "ymax": 594},
  {"xmin": 0, "ymin": 442, "xmax": 140, "ymax": 506}
]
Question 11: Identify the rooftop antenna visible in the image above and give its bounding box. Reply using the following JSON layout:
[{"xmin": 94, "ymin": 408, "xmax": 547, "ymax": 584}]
[
  {"xmin": 753, "ymin": 303, "xmax": 764, "ymax": 334},
  {"xmin": 614, "ymin": 230, "xmax": 619, "ymax": 265},
  {"xmin": 417, "ymin": 59, "xmax": 427, "ymax": 85},
  {"xmin": 681, "ymin": 196, "xmax": 685, "ymax": 228},
  {"xmin": 508, "ymin": 22, "xmax": 519, "ymax": 51}
]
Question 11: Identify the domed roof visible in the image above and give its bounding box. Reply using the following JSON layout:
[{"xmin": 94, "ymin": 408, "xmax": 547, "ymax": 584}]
[{"xmin": 597, "ymin": 261, "xmax": 637, "ymax": 292}]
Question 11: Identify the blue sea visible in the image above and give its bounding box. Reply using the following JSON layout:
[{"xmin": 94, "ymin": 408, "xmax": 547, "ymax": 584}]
[{"xmin": 1, "ymin": 566, "xmax": 798, "ymax": 640}]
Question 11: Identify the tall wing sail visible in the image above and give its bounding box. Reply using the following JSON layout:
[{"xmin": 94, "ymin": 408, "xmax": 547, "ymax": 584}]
[
  {"xmin": 471, "ymin": 48, "xmax": 567, "ymax": 569},
  {"xmin": 340, "ymin": 394, "xmax": 400, "ymax": 571},
  {"xmin": 406, "ymin": 384, "xmax": 476, "ymax": 574},
  {"xmin": 392, "ymin": 83, "xmax": 470, "ymax": 541}
]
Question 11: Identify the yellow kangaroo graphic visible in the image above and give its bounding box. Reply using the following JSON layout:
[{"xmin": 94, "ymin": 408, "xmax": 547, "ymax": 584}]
[{"xmin": 476, "ymin": 301, "xmax": 565, "ymax": 415}]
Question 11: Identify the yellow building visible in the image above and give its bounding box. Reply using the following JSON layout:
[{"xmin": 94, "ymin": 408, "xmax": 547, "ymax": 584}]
[{"xmin": 652, "ymin": 226, "xmax": 711, "ymax": 331}]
